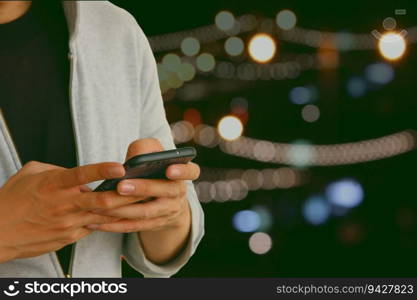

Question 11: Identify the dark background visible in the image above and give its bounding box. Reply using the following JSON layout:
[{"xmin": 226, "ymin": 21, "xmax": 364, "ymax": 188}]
[{"xmin": 111, "ymin": 0, "xmax": 417, "ymax": 277}]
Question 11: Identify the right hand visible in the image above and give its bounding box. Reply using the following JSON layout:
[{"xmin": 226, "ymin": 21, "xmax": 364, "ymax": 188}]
[{"xmin": 0, "ymin": 160, "xmax": 139, "ymax": 262}]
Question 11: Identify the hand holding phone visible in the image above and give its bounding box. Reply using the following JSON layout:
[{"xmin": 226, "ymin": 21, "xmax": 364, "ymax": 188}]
[
  {"xmin": 86, "ymin": 139, "xmax": 198, "ymax": 241},
  {"xmin": 94, "ymin": 147, "xmax": 197, "ymax": 192}
]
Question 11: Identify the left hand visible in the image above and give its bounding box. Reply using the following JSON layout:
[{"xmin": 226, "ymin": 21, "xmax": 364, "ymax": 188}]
[{"xmin": 86, "ymin": 138, "xmax": 200, "ymax": 233}]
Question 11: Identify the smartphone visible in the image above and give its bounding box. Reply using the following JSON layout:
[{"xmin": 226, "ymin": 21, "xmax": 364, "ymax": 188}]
[{"xmin": 94, "ymin": 147, "xmax": 197, "ymax": 192}]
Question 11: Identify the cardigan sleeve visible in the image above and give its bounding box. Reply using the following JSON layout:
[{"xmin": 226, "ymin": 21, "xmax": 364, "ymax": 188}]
[{"xmin": 121, "ymin": 23, "xmax": 205, "ymax": 278}]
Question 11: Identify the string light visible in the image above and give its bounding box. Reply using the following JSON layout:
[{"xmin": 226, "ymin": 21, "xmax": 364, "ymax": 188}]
[
  {"xmin": 171, "ymin": 121, "xmax": 417, "ymax": 166},
  {"xmin": 160, "ymin": 53, "xmax": 321, "ymax": 99},
  {"xmin": 195, "ymin": 167, "xmax": 306, "ymax": 203},
  {"xmin": 149, "ymin": 14, "xmax": 257, "ymax": 53},
  {"xmin": 286, "ymin": 140, "xmax": 315, "ymax": 167},
  {"xmin": 193, "ymin": 124, "xmax": 220, "ymax": 148},
  {"xmin": 148, "ymin": 9, "xmax": 417, "ymax": 54},
  {"xmin": 248, "ymin": 33, "xmax": 277, "ymax": 63}
]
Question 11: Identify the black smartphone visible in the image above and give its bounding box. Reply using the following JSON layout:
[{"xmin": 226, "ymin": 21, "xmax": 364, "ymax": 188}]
[{"xmin": 94, "ymin": 147, "xmax": 197, "ymax": 192}]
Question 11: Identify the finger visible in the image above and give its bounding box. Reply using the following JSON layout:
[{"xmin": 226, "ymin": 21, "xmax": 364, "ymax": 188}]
[
  {"xmin": 92, "ymin": 197, "xmax": 179, "ymax": 219},
  {"xmin": 73, "ymin": 191, "xmax": 145, "ymax": 211},
  {"xmin": 166, "ymin": 162, "xmax": 200, "ymax": 181},
  {"xmin": 20, "ymin": 228, "xmax": 92, "ymax": 258},
  {"xmin": 7, "ymin": 162, "xmax": 64, "ymax": 186},
  {"xmin": 54, "ymin": 162, "xmax": 125, "ymax": 188},
  {"xmin": 126, "ymin": 138, "xmax": 164, "ymax": 161},
  {"xmin": 74, "ymin": 212, "xmax": 122, "ymax": 227},
  {"xmin": 20, "ymin": 161, "xmax": 64, "ymax": 175},
  {"xmin": 18, "ymin": 238, "xmax": 82, "ymax": 259},
  {"xmin": 117, "ymin": 178, "xmax": 187, "ymax": 198},
  {"xmin": 79, "ymin": 185, "xmax": 92, "ymax": 193},
  {"xmin": 86, "ymin": 217, "xmax": 167, "ymax": 233}
]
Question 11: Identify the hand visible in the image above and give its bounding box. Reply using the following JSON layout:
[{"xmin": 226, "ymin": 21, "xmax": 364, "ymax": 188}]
[
  {"xmin": 85, "ymin": 138, "xmax": 200, "ymax": 233},
  {"xmin": 0, "ymin": 160, "xmax": 137, "ymax": 262}
]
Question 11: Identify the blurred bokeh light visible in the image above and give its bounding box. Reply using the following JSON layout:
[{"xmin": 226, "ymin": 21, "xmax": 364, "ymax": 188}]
[
  {"xmin": 114, "ymin": 0, "xmax": 417, "ymax": 278},
  {"xmin": 233, "ymin": 210, "xmax": 261, "ymax": 232},
  {"xmin": 302, "ymin": 196, "xmax": 331, "ymax": 225},
  {"xmin": 249, "ymin": 232, "xmax": 273, "ymax": 255},
  {"xmin": 326, "ymin": 179, "xmax": 364, "ymax": 208},
  {"xmin": 217, "ymin": 116, "xmax": 244, "ymax": 141},
  {"xmin": 248, "ymin": 33, "xmax": 276, "ymax": 63},
  {"xmin": 276, "ymin": 9, "xmax": 297, "ymax": 30},
  {"xmin": 378, "ymin": 32, "xmax": 406, "ymax": 61}
]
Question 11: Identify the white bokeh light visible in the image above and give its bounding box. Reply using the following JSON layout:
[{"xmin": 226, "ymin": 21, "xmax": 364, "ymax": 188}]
[
  {"xmin": 378, "ymin": 32, "xmax": 406, "ymax": 61},
  {"xmin": 217, "ymin": 116, "xmax": 243, "ymax": 141},
  {"xmin": 248, "ymin": 34, "xmax": 276, "ymax": 63}
]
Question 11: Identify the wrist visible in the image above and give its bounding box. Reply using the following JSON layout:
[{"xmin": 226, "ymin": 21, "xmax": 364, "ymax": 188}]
[{"xmin": 171, "ymin": 199, "xmax": 191, "ymax": 230}]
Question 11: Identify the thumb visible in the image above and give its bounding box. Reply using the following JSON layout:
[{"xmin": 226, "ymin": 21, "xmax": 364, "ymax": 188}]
[{"xmin": 125, "ymin": 138, "xmax": 164, "ymax": 161}]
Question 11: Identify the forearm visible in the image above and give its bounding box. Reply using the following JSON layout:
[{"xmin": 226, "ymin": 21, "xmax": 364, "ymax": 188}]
[
  {"xmin": 137, "ymin": 201, "xmax": 191, "ymax": 265},
  {"xmin": 0, "ymin": 244, "xmax": 16, "ymax": 263}
]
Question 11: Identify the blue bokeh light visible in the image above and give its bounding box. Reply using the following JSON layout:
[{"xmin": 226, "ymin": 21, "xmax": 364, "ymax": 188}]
[
  {"xmin": 347, "ymin": 77, "xmax": 366, "ymax": 98},
  {"xmin": 365, "ymin": 62, "xmax": 394, "ymax": 85},
  {"xmin": 302, "ymin": 196, "xmax": 331, "ymax": 225},
  {"xmin": 232, "ymin": 210, "xmax": 261, "ymax": 232},
  {"xmin": 325, "ymin": 178, "xmax": 364, "ymax": 208},
  {"xmin": 289, "ymin": 86, "xmax": 314, "ymax": 105}
]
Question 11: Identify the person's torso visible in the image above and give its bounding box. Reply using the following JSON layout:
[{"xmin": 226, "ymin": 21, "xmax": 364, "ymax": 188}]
[{"xmin": 0, "ymin": 1, "xmax": 146, "ymax": 277}]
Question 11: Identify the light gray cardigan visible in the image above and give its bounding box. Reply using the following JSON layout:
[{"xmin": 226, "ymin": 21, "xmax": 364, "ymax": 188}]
[{"xmin": 0, "ymin": 1, "xmax": 204, "ymax": 278}]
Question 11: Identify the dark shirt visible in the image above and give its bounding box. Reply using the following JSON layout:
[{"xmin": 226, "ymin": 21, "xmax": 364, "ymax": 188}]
[{"xmin": 0, "ymin": 2, "xmax": 76, "ymax": 275}]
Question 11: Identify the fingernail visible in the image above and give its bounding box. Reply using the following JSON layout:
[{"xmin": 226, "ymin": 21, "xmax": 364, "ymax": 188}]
[
  {"xmin": 86, "ymin": 224, "xmax": 99, "ymax": 230},
  {"xmin": 170, "ymin": 167, "xmax": 181, "ymax": 177},
  {"xmin": 108, "ymin": 166, "xmax": 125, "ymax": 178},
  {"xmin": 119, "ymin": 182, "xmax": 135, "ymax": 195}
]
